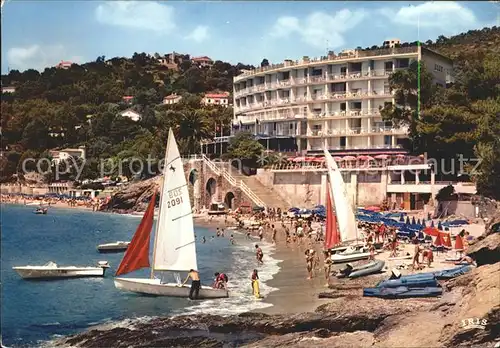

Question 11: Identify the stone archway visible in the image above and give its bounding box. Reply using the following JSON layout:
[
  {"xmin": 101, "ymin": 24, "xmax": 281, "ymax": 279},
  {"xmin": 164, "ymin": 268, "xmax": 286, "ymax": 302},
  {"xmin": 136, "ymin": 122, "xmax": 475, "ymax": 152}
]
[
  {"xmin": 205, "ymin": 177, "xmax": 217, "ymax": 203},
  {"xmin": 224, "ymin": 191, "xmax": 235, "ymax": 210},
  {"xmin": 188, "ymin": 169, "xmax": 198, "ymax": 185}
]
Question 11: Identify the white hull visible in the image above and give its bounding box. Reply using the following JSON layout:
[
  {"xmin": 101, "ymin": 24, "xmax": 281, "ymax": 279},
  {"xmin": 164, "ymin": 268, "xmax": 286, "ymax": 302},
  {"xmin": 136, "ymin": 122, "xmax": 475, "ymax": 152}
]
[
  {"xmin": 13, "ymin": 266, "xmax": 106, "ymax": 279},
  {"xmin": 114, "ymin": 277, "xmax": 229, "ymax": 299},
  {"xmin": 97, "ymin": 242, "xmax": 130, "ymax": 253},
  {"xmin": 331, "ymin": 252, "xmax": 371, "ymax": 263}
]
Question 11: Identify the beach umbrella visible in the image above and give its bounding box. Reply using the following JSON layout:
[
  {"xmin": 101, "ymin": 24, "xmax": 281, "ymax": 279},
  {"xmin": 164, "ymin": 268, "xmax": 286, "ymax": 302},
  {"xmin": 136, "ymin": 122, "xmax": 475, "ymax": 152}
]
[
  {"xmin": 405, "ymin": 216, "xmax": 410, "ymax": 225},
  {"xmin": 454, "ymin": 234, "xmax": 464, "ymax": 251},
  {"xmin": 411, "ymin": 216, "xmax": 416, "ymax": 225},
  {"xmin": 418, "ymin": 231, "xmax": 425, "ymax": 240},
  {"xmin": 399, "ymin": 214, "xmax": 405, "ymax": 222},
  {"xmin": 374, "ymin": 154, "xmax": 390, "ymax": 160},
  {"xmin": 422, "ymin": 218, "xmax": 426, "ymax": 227},
  {"xmin": 433, "ymin": 233, "xmax": 443, "ymax": 247},
  {"xmin": 431, "ymin": 220, "xmax": 435, "ymax": 228},
  {"xmin": 343, "ymin": 156, "xmax": 356, "ymax": 161},
  {"xmin": 423, "ymin": 227, "xmax": 439, "ymax": 237},
  {"xmin": 417, "ymin": 218, "xmax": 421, "ymax": 226},
  {"xmin": 442, "ymin": 232, "xmax": 452, "ymax": 248},
  {"xmin": 333, "ymin": 156, "xmax": 342, "ymax": 161},
  {"xmin": 437, "ymin": 221, "xmax": 443, "ymax": 230}
]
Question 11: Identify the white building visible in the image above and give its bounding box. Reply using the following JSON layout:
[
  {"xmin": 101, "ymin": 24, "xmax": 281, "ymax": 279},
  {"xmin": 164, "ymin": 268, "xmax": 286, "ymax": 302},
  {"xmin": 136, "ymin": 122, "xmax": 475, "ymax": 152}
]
[
  {"xmin": 163, "ymin": 93, "xmax": 183, "ymax": 105},
  {"xmin": 120, "ymin": 109, "xmax": 142, "ymax": 122},
  {"xmin": 49, "ymin": 146, "xmax": 86, "ymax": 164},
  {"xmin": 230, "ymin": 44, "xmax": 453, "ymax": 154},
  {"xmin": 202, "ymin": 92, "xmax": 230, "ymax": 107},
  {"xmin": 1, "ymin": 86, "xmax": 16, "ymax": 93}
]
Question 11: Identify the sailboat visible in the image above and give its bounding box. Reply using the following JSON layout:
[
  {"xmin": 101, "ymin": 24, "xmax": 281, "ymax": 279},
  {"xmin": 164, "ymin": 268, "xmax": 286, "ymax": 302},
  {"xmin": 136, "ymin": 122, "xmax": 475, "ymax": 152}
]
[
  {"xmin": 114, "ymin": 129, "xmax": 229, "ymax": 299},
  {"xmin": 323, "ymin": 149, "xmax": 370, "ymax": 263}
]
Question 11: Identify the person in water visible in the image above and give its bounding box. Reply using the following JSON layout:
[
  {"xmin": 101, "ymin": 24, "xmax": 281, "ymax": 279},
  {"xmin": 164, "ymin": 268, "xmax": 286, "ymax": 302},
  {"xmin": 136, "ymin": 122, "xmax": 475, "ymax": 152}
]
[
  {"xmin": 229, "ymin": 234, "xmax": 235, "ymax": 245},
  {"xmin": 216, "ymin": 228, "xmax": 220, "ymax": 237},
  {"xmin": 255, "ymin": 244, "xmax": 264, "ymax": 265},
  {"xmin": 221, "ymin": 228, "xmax": 225, "ymax": 237},
  {"xmin": 251, "ymin": 269, "xmax": 260, "ymax": 297},
  {"xmin": 271, "ymin": 224, "xmax": 277, "ymax": 244},
  {"xmin": 180, "ymin": 269, "xmax": 200, "ymax": 300},
  {"xmin": 213, "ymin": 272, "xmax": 228, "ymax": 289},
  {"xmin": 202, "ymin": 236, "xmax": 206, "ymax": 244}
]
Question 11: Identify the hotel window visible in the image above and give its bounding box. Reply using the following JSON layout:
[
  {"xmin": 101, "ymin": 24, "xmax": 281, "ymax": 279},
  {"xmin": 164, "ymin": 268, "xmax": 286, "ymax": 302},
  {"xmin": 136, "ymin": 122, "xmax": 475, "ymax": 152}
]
[{"xmin": 434, "ymin": 64, "xmax": 444, "ymax": 72}]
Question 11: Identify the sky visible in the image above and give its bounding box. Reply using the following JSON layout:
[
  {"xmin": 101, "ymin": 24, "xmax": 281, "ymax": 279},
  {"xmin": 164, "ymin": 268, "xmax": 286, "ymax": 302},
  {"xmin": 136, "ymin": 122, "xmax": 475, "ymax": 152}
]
[{"xmin": 1, "ymin": 1, "xmax": 499, "ymax": 73}]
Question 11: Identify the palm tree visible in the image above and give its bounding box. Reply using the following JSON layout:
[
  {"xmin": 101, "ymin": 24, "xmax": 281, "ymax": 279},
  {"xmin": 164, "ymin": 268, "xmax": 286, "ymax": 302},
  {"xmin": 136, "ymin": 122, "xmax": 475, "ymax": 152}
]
[{"xmin": 174, "ymin": 109, "xmax": 211, "ymax": 155}]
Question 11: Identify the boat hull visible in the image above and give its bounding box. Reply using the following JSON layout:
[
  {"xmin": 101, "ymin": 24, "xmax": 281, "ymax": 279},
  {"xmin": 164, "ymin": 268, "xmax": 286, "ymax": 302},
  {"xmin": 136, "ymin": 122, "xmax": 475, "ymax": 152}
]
[
  {"xmin": 97, "ymin": 243, "xmax": 130, "ymax": 253},
  {"xmin": 13, "ymin": 267, "xmax": 105, "ymax": 279},
  {"xmin": 114, "ymin": 277, "xmax": 229, "ymax": 299},
  {"xmin": 331, "ymin": 252, "xmax": 371, "ymax": 263}
]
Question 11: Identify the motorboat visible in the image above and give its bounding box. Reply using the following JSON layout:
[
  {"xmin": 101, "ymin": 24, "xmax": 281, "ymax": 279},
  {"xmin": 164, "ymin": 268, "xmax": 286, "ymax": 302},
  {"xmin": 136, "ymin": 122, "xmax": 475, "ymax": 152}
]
[
  {"xmin": 12, "ymin": 261, "xmax": 110, "ymax": 280},
  {"xmin": 33, "ymin": 208, "xmax": 48, "ymax": 215},
  {"xmin": 97, "ymin": 241, "xmax": 130, "ymax": 253}
]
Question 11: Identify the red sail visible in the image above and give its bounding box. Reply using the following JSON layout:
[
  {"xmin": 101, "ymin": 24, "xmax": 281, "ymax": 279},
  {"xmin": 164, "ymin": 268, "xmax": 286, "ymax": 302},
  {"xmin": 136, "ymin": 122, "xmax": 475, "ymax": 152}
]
[
  {"xmin": 115, "ymin": 191, "xmax": 157, "ymax": 276},
  {"xmin": 325, "ymin": 188, "xmax": 340, "ymax": 250}
]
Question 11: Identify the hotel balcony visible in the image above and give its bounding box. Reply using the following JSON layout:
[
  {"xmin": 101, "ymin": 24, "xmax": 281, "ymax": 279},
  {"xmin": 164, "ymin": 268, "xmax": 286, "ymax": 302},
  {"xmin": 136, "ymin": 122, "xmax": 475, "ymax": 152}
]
[
  {"xmin": 306, "ymin": 126, "xmax": 408, "ymax": 137},
  {"xmin": 308, "ymin": 108, "xmax": 381, "ymax": 119},
  {"xmin": 234, "ymin": 69, "xmax": 400, "ymax": 97},
  {"xmin": 235, "ymin": 90, "xmax": 393, "ymax": 114},
  {"xmin": 234, "ymin": 46, "xmax": 419, "ymax": 82},
  {"xmin": 308, "ymin": 144, "xmax": 405, "ymax": 152}
]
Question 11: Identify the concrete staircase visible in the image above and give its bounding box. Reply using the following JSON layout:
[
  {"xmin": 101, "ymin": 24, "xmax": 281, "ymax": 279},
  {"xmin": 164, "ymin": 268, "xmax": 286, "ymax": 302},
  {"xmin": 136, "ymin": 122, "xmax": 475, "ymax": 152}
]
[
  {"xmin": 225, "ymin": 169, "xmax": 290, "ymax": 209},
  {"xmin": 201, "ymin": 155, "xmax": 289, "ymax": 208}
]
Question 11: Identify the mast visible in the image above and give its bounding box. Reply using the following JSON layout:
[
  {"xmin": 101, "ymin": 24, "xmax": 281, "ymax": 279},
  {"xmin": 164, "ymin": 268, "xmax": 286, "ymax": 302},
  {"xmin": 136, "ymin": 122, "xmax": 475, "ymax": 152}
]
[{"xmin": 150, "ymin": 129, "xmax": 172, "ymax": 279}]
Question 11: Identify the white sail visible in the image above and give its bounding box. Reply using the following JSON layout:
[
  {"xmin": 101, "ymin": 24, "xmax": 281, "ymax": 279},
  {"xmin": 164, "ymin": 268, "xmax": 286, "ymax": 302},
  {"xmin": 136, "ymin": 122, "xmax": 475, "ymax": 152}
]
[
  {"xmin": 323, "ymin": 149, "xmax": 359, "ymax": 242},
  {"xmin": 153, "ymin": 128, "xmax": 198, "ymax": 272}
]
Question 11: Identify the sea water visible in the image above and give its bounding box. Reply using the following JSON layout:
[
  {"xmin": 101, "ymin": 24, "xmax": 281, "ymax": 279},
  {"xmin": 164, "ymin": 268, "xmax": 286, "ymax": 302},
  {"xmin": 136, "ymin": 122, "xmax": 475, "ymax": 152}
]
[{"xmin": 1, "ymin": 205, "xmax": 281, "ymax": 347}]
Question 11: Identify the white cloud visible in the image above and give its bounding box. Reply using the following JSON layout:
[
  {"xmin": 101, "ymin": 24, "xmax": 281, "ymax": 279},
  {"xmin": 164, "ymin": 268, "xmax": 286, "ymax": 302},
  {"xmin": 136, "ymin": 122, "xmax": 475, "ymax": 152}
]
[
  {"xmin": 269, "ymin": 9, "xmax": 367, "ymax": 49},
  {"xmin": 185, "ymin": 25, "xmax": 210, "ymax": 43},
  {"xmin": 381, "ymin": 2, "xmax": 479, "ymax": 32},
  {"xmin": 7, "ymin": 44, "xmax": 83, "ymax": 71},
  {"xmin": 95, "ymin": 1, "xmax": 176, "ymax": 33}
]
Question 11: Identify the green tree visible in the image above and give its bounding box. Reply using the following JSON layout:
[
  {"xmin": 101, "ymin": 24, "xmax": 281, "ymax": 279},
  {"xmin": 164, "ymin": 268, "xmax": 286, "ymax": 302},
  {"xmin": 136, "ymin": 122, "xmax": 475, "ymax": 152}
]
[{"xmin": 226, "ymin": 132, "xmax": 265, "ymax": 167}]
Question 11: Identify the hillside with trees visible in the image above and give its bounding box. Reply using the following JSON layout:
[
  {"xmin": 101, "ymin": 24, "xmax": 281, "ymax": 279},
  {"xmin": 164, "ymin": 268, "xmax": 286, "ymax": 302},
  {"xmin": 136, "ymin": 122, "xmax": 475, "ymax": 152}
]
[
  {"xmin": 1, "ymin": 53, "xmax": 253, "ymax": 181},
  {"xmin": 381, "ymin": 26, "xmax": 499, "ymax": 199}
]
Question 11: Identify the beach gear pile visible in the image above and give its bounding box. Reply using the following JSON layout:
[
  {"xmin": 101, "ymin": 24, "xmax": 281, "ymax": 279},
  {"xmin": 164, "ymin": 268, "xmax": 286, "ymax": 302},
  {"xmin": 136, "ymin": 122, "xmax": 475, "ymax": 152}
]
[{"xmin": 363, "ymin": 265, "xmax": 472, "ymax": 299}]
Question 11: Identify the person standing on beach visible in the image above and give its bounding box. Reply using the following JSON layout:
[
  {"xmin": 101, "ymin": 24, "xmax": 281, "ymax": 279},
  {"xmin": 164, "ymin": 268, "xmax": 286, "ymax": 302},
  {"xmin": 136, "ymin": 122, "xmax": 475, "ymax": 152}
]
[
  {"xmin": 305, "ymin": 249, "xmax": 314, "ymax": 279},
  {"xmin": 255, "ymin": 244, "xmax": 264, "ymax": 265},
  {"xmin": 412, "ymin": 240, "xmax": 422, "ymax": 269},
  {"xmin": 271, "ymin": 225, "xmax": 277, "ymax": 244},
  {"xmin": 180, "ymin": 269, "xmax": 201, "ymax": 300},
  {"xmin": 323, "ymin": 251, "xmax": 333, "ymax": 286},
  {"xmin": 258, "ymin": 225, "xmax": 264, "ymax": 241}
]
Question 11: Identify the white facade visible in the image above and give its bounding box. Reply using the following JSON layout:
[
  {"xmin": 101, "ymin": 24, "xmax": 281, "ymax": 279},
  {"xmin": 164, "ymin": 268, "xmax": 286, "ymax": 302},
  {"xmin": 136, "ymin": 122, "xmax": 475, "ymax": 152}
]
[
  {"xmin": 163, "ymin": 94, "xmax": 182, "ymax": 105},
  {"xmin": 232, "ymin": 46, "xmax": 453, "ymax": 153},
  {"xmin": 202, "ymin": 93, "xmax": 230, "ymax": 107},
  {"xmin": 120, "ymin": 109, "xmax": 142, "ymax": 122},
  {"xmin": 49, "ymin": 146, "xmax": 86, "ymax": 164}
]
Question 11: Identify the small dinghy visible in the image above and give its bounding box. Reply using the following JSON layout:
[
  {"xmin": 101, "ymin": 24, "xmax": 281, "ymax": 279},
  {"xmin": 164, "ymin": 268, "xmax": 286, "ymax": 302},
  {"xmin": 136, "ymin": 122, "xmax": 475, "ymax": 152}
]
[
  {"xmin": 331, "ymin": 246, "xmax": 371, "ymax": 263},
  {"xmin": 13, "ymin": 261, "xmax": 110, "ymax": 280},
  {"xmin": 363, "ymin": 286, "xmax": 443, "ymax": 299},
  {"xmin": 97, "ymin": 241, "xmax": 130, "ymax": 253},
  {"xmin": 337, "ymin": 260, "xmax": 385, "ymax": 279},
  {"xmin": 33, "ymin": 208, "xmax": 48, "ymax": 215}
]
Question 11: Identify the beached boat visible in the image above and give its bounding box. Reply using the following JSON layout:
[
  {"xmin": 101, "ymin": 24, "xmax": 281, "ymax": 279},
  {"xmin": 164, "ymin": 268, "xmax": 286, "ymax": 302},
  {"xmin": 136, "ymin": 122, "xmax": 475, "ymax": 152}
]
[
  {"xmin": 331, "ymin": 246, "xmax": 372, "ymax": 263},
  {"xmin": 363, "ymin": 286, "xmax": 443, "ymax": 299},
  {"xmin": 337, "ymin": 260, "xmax": 385, "ymax": 278},
  {"xmin": 12, "ymin": 261, "xmax": 109, "ymax": 280},
  {"xmin": 97, "ymin": 241, "xmax": 130, "ymax": 253},
  {"xmin": 114, "ymin": 129, "xmax": 229, "ymax": 299}
]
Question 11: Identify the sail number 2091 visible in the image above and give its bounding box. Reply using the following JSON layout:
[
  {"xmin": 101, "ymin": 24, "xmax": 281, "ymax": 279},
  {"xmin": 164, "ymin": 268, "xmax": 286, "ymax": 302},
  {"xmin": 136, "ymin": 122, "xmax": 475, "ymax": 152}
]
[{"xmin": 166, "ymin": 188, "xmax": 183, "ymax": 208}]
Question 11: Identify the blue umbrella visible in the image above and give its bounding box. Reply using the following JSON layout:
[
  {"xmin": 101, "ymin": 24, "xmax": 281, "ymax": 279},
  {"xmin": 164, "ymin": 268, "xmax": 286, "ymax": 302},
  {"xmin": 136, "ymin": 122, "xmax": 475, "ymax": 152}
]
[
  {"xmin": 438, "ymin": 221, "xmax": 443, "ymax": 230},
  {"xmin": 422, "ymin": 218, "xmax": 426, "ymax": 227},
  {"xmin": 405, "ymin": 216, "xmax": 410, "ymax": 225},
  {"xmin": 411, "ymin": 216, "xmax": 416, "ymax": 225},
  {"xmin": 399, "ymin": 214, "xmax": 405, "ymax": 222},
  {"xmin": 417, "ymin": 218, "xmax": 421, "ymax": 226},
  {"xmin": 431, "ymin": 220, "xmax": 435, "ymax": 228}
]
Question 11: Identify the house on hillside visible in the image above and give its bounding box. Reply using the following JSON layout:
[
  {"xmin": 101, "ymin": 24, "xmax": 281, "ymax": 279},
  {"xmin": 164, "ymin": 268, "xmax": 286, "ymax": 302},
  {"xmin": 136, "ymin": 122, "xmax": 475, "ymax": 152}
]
[
  {"xmin": 163, "ymin": 93, "xmax": 183, "ymax": 105},
  {"xmin": 1, "ymin": 86, "xmax": 16, "ymax": 93},
  {"xmin": 201, "ymin": 92, "xmax": 230, "ymax": 107},
  {"xmin": 49, "ymin": 146, "xmax": 86, "ymax": 164},
  {"xmin": 122, "ymin": 96, "xmax": 134, "ymax": 104},
  {"xmin": 56, "ymin": 61, "xmax": 73, "ymax": 69},
  {"xmin": 191, "ymin": 56, "xmax": 213, "ymax": 68},
  {"xmin": 120, "ymin": 109, "xmax": 142, "ymax": 122}
]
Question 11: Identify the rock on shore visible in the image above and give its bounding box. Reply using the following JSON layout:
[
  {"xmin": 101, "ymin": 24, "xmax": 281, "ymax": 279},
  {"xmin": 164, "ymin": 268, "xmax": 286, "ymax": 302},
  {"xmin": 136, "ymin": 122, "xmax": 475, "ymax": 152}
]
[
  {"xmin": 56, "ymin": 262, "xmax": 499, "ymax": 348},
  {"xmin": 101, "ymin": 177, "xmax": 160, "ymax": 212}
]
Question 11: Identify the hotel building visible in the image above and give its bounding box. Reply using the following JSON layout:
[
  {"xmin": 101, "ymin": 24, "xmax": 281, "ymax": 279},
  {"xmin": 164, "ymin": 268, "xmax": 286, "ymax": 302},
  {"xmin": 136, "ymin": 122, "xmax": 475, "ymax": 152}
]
[{"xmin": 229, "ymin": 43, "xmax": 453, "ymax": 155}]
